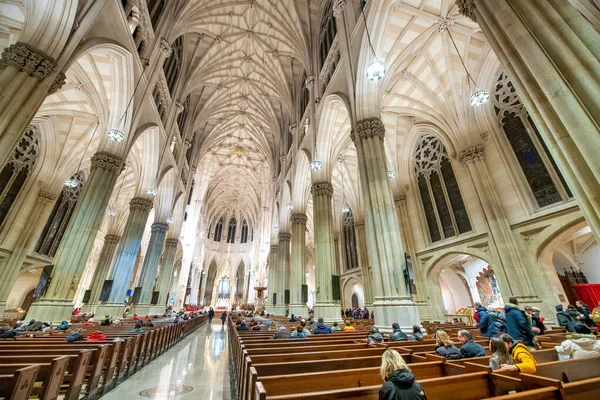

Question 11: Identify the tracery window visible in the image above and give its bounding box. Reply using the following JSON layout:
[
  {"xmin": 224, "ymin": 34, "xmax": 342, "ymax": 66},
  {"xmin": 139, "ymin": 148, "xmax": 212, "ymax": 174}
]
[
  {"xmin": 227, "ymin": 217, "xmax": 237, "ymax": 244},
  {"xmin": 186, "ymin": 133, "xmax": 194, "ymax": 164},
  {"xmin": 177, "ymin": 94, "xmax": 190, "ymax": 135},
  {"xmin": 163, "ymin": 36, "xmax": 183, "ymax": 96},
  {"xmin": 343, "ymin": 208, "xmax": 358, "ymax": 270},
  {"xmin": 214, "ymin": 217, "xmax": 223, "ymax": 242},
  {"xmin": 494, "ymin": 72, "xmax": 572, "ymax": 208},
  {"xmin": 300, "ymin": 72, "xmax": 310, "ymax": 120},
  {"xmin": 0, "ymin": 126, "xmax": 40, "ymax": 229},
  {"xmin": 319, "ymin": 1, "xmax": 337, "ymax": 72},
  {"xmin": 241, "ymin": 219, "xmax": 249, "ymax": 244},
  {"xmin": 35, "ymin": 172, "xmax": 85, "ymax": 257},
  {"xmin": 414, "ymin": 134, "xmax": 471, "ymax": 243},
  {"xmin": 146, "ymin": 0, "xmax": 165, "ymax": 30}
]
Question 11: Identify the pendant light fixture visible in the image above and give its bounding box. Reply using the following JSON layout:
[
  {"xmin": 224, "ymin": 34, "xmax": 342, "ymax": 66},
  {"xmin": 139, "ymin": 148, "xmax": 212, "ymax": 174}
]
[
  {"xmin": 361, "ymin": 7, "xmax": 386, "ymax": 81},
  {"xmin": 64, "ymin": 120, "xmax": 100, "ymax": 188},
  {"xmin": 444, "ymin": 27, "xmax": 489, "ymax": 107}
]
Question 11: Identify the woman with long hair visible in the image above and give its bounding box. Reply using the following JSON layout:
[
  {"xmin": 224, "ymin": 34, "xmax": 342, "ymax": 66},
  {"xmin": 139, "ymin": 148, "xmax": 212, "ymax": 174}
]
[
  {"xmin": 433, "ymin": 330, "xmax": 461, "ymax": 359},
  {"xmin": 489, "ymin": 337, "xmax": 514, "ymax": 370},
  {"xmin": 379, "ymin": 349, "xmax": 427, "ymax": 400}
]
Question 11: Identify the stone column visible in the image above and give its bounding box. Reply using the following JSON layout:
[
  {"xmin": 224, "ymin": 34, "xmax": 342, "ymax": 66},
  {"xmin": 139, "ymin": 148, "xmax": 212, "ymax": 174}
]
[
  {"xmin": 289, "ymin": 213, "xmax": 308, "ymax": 317},
  {"xmin": 101, "ymin": 198, "xmax": 153, "ymax": 309},
  {"xmin": 312, "ymin": 182, "xmax": 341, "ymax": 322},
  {"xmin": 458, "ymin": 0, "xmax": 600, "ymax": 242},
  {"xmin": 0, "ymin": 189, "xmax": 56, "ymax": 312},
  {"xmin": 199, "ymin": 271, "xmax": 208, "ymax": 306},
  {"xmin": 136, "ymin": 222, "xmax": 169, "ymax": 312},
  {"xmin": 266, "ymin": 245, "xmax": 279, "ymax": 313},
  {"xmin": 352, "ymin": 117, "xmax": 419, "ymax": 329},
  {"xmin": 459, "ymin": 145, "xmax": 557, "ymax": 320},
  {"xmin": 188, "ymin": 264, "xmax": 202, "ymax": 305},
  {"xmin": 27, "ymin": 152, "xmax": 122, "ymax": 321},
  {"xmin": 153, "ymin": 237, "xmax": 179, "ymax": 312},
  {"xmin": 274, "ymin": 232, "xmax": 290, "ymax": 316},
  {"xmin": 86, "ymin": 234, "xmax": 120, "ymax": 307},
  {"xmin": 353, "ymin": 220, "xmax": 373, "ymax": 307}
]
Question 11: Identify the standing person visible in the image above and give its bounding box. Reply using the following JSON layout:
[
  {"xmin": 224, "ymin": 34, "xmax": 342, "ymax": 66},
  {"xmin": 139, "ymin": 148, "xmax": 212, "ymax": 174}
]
[
  {"xmin": 475, "ymin": 303, "xmax": 498, "ymax": 338},
  {"xmin": 489, "ymin": 337, "xmax": 514, "ymax": 370},
  {"xmin": 499, "ymin": 334, "xmax": 536, "ymax": 373},
  {"xmin": 378, "ymin": 349, "xmax": 427, "ymax": 400},
  {"xmin": 220, "ymin": 311, "xmax": 227, "ymax": 325},
  {"xmin": 457, "ymin": 330, "xmax": 486, "ymax": 358},
  {"xmin": 433, "ymin": 330, "xmax": 462, "ymax": 360},
  {"xmin": 208, "ymin": 307, "xmax": 215, "ymax": 323},
  {"xmin": 504, "ymin": 297, "xmax": 534, "ymax": 347},
  {"xmin": 530, "ymin": 307, "xmax": 546, "ymax": 335}
]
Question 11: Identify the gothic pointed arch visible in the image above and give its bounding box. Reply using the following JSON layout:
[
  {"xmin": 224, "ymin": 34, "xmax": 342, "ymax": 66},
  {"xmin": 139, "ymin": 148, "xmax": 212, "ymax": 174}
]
[
  {"xmin": 214, "ymin": 216, "xmax": 224, "ymax": 242},
  {"xmin": 227, "ymin": 217, "xmax": 237, "ymax": 244},
  {"xmin": 342, "ymin": 208, "xmax": 358, "ymax": 270},
  {"xmin": 241, "ymin": 219, "xmax": 249, "ymax": 244}
]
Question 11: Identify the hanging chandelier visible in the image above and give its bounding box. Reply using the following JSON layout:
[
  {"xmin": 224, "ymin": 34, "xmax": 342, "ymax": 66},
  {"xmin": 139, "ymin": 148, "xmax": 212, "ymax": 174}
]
[
  {"xmin": 64, "ymin": 121, "xmax": 100, "ymax": 189},
  {"xmin": 147, "ymin": 187, "xmax": 158, "ymax": 196},
  {"xmin": 361, "ymin": 8, "xmax": 385, "ymax": 81},
  {"xmin": 310, "ymin": 160, "xmax": 322, "ymax": 171}
]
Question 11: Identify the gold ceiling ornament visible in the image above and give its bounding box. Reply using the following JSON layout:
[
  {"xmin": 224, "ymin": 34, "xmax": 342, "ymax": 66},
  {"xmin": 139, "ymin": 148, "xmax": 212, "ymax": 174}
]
[{"xmin": 235, "ymin": 146, "xmax": 244, "ymax": 153}]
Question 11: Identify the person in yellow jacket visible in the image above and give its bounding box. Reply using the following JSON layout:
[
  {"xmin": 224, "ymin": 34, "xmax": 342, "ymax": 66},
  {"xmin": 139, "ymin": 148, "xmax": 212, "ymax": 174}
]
[
  {"xmin": 592, "ymin": 301, "xmax": 600, "ymax": 328},
  {"xmin": 498, "ymin": 334, "xmax": 537, "ymax": 373}
]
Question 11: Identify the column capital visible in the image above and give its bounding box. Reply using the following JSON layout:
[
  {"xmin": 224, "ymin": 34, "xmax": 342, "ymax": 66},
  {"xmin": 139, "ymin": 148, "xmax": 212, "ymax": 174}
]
[
  {"xmin": 129, "ymin": 197, "xmax": 153, "ymax": 213},
  {"xmin": 151, "ymin": 222, "xmax": 169, "ymax": 234},
  {"xmin": 354, "ymin": 117, "xmax": 385, "ymax": 142},
  {"xmin": 305, "ymin": 75, "xmax": 315, "ymax": 90},
  {"xmin": 278, "ymin": 232, "xmax": 291, "ymax": 242},
  {"xmin": 270, "ymin": 245, "xmax": 279, "ymax": 252},
  {"xmin": 456, "ymin": 0, "xmax": 477, "ymax": 22},
  {"xmin": 37, "ymin": 190, "xmax": 56, "ymax": 204},
  {"xmin": 91, "ymin": 152, "xmax": 123, "ymax": 173},
  {"xmin": 104, "ymin": 234, "xmax": 121, "ymax": 245},
  {"xmin": 332, "ymin": 0, "xmax": 347, "ymax": 18},
  {"xmin": 175, "ymin": 100, "xmax": 185, "ymax": 114},
  {"xmin": 47, "ymin": 72, "xmax": 66, "ymax": 95},
  {"xmin": 165, "ymin": 238, "xmax": 179, "ymax": 248},
  {"xmin": 160, "ymin": 38, "xmax": 172, "ymax": 57},
  {"xmin": 459, "ymin": 144, "xmax": 485, "ymax": 166},
  {"xmin": 290, "ymin": 213, "xmax": 308, "ymax": 225},
  {"xmin": 289, "ymin": 123, "xmax": 297, "ymax": 135},
  {"xmin": 0, "ymin": 42, "xmax": 56, "ymax": 80},
  {"xmin": 311, "ymin": 181, "xmax": 333, "ymax": 197},
  {"xmin": 394, "ymin": 194, "xmax": 406, "ymax": 204}
]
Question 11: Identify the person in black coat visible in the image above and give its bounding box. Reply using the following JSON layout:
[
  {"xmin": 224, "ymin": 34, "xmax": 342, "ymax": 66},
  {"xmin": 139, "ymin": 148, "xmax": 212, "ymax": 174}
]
[
  {"xmin": 389, "ymin": 323, "xmax": 409, "ymax": 341},
  {"xmin": 504, "ymin": 298, "xmax": 534, "ymax": 347},
  {"xmin": 575, "ymin": 301, "xmax": 595, "ymax": 327},
  {"xmin": 208, "ymin": 307, "xmax": 215, "ymax": 323},
  {"xmin": 556, "ymin": 304, "xmax": 591, "ymax": 333},
  {"xmin": 434, "ymin": 330, "xmax": 462, "ymax": 360},
  {"xmin": 475, "ymin": 303, "xmax": 498, "ymax": 338},
  {"xmin": 379, "ymin": 349, "xmax": 427, "ymax": 400},
  {"xmin": 457, "ymin": 330, "xmax": 486, "ymax": 358}
]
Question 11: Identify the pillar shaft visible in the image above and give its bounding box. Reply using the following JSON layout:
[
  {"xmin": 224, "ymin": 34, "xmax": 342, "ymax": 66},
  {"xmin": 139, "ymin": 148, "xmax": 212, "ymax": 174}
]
[
  {"xmin": 87, "ymin": 234, "xmax": 120, "ymax": 305},
  {"xmin": 354, "ymin": 220, "xmax": 373, "ymax": 306},
  {"xmin": 289, "ymin": 213, "xmax": 308, "ymax": 317},
  {"xmin": 275, "ymin": 232, "xmax": 290, "ymax": 315},
  {"xmin": 460, "ymin": 0, "xmax": 600, "ymax": 242},
  {"xmin": 266, "ymin": 245, "xmax": 279, "ymax": 313},
  {"xmin": 138, "ymin": 222, "xmax": 169, "ymax": 305},
  {"xmin": 352, "ymin": 118, "xmax": 419, "ymax": 328},
  {"xmin": 106, "ymin": 197, "xmax": 153, "ymax": 303},
  {"xmin": 26, "ymin": 152, "xmax": 122, "ymax": 321},
  {"xmin": 155, "ymin": 238, "xmax": 179, "ymax": 307}
]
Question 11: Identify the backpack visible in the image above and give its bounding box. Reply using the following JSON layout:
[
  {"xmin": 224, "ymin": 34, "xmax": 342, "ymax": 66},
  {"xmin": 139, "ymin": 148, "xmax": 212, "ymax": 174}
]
[
  {"xmin": 65, "ymin": 331, "xmax": 83, "ymax": 342},
  {"xmin": 0, "ymin": 330, "xmax": 17, "ymax": 338},
  {"xmin": 488, "ymin": 311, "xmax": 507, "ymax": 332}
]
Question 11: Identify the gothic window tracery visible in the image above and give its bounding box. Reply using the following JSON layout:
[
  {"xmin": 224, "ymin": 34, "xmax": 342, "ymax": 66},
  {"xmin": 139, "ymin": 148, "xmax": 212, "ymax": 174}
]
[
  {"xmin": 163, "ymin": 36, "xmax": 183, "ymax": 96},
  {"xmin": 146, "ymin": 0, "xmax": 165, "ymax": 30},
  {"xmin": 414, "ymin": 134, "xmax": 471, "ymax": 243},
  {"xmin": 177, "ymin": 95, "xmax": 190, "ymax": 135},
  {"xmin": 300, "ymin": 72, "xmax": 310, "ymax": 120},
  {"xmin": 241, "ymin": 219, "xmax": 249, "ymax": 244},
  {"xmin": 214, "ymin": 216, "xmax": 224, "ymax": 241},
  {"xmin": 494, "ymin": 72, "xmax": 572, "ymax": 208},
  {"xmin": 35, "ymin": 171, "xmax": 85, "ymax": 257},
  {"xmin": 0, "ymin": 126, "xmax": 40, "ymax": 229},
  {"xmin": 319, "ymin": 0, "xmax": 337, "ymax": 72},
  {"xmin": 343, "ymin": 208, "xmax": 358, "ymax": 270},
  {"xmin": 227, "ymin": 217, "xmax": 237, "ymax": 244}
]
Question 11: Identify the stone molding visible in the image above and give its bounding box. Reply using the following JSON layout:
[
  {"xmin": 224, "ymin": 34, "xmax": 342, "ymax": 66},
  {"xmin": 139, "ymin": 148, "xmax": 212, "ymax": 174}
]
[
  {"xmin": 354, "ymin": 117, "xmax": 386, "ymax": 142},
  {"xmin": 91, "ymin": 152, "xmax": 122, "ymax": 173},
  {"xmin": 456, "ymin": 0, "xmax": 477, "ymax": 22},
  {"xmin": 104, "ymin": 234, "xmax": 121, "ymax": 245},
  {"xmin": 289, "ymin": 123, "xmax": 297, "ymax": 135},
  {"xmin": 129, "ymin": 197, "xmax": 154, "ymax": 213},
  {"xmin": 290, "ymin": 213, "xmax": 308, "ymax": 225},
  {"xmin": 354, "ymin": 220, "xmax": 365, "ymax": 228},
  {"xmin": 270, "ymin": 245, "xmax": 279, "ymax": 252},
  {"xmin": 459, "ymin": 145, "xmax": 485, "ymax": 166},
  {"xmin": 305, "ymin": 75, "xmax": 315, "ymax": 90},
  {"xmin": 394, "ymin": 194, "xmax": 406, "ymax": 204},
  {"xmin": 332, "ymin": 0, "xmax": 347, "ymax": 18},
  {"xmin": 151, "ymin": 222, "xmax": 169, "ymax": 234},
  {"xmin": 312, "ymin": 181, "xmax": 334, "ymax": 197},
  {"xmin": 278, "ymin": 232, "xmax": 291, "ymax": 242},
  {"xmin": 0, "ymin": 42, "xmax": 56, "ymax": 80},
  {"xmin": 165, "ymin": 238, "xmax": 179, "ymax": 248},
  {"xmin": 37, "ymin": 190, "xmax": 57, "ymax": 204},
  {"xmin": 160, "ymin": 38, "xmax": 172, "ymax": 57},
  {"xmin": 175, "ymin": 100, "xmax": 185, "ymax": 114},
  {"xmin": 48, "ymin": 72, "xmax": 67, "ymax": 95}
]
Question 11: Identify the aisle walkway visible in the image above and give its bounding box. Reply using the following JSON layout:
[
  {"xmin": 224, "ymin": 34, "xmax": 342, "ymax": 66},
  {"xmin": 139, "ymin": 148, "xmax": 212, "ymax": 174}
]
[{"xmin": 102, "ymin": 321, "xmax": 234, "ymax": 400}]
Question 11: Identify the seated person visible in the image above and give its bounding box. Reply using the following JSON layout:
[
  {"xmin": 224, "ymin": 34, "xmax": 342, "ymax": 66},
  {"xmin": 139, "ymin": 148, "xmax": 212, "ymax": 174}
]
[
  {"xmin": 300, "ymin": 320, "xmax": 311, "ymax": 336},
  {"xmin": 499, "ymin": 334, "xmax": 536, "ymax": 373},
  {"xmin": 272, "ymin": 326, "xmax": 291, "ymax": 339},
  {"xmin": 131, "ymin": 322, "xmax": 144, "ymax": 333},
  {"xmin": 367, "ymin": 326, "xmax": 383, "ymax": 344},
  {"xmin": 343, "ymin": 320, "xmax": 355, "ymax": 331},
  {"xmin": 434, "ymin": 330, "xmax": 462, "ymax": 360},
  {"xmin": 489, "ymin": 337, "xmax": 514, "ymax": 370},
  {"xmin": 132, "ymin": 314, "xmax": 140, "ymax": 321},
  {"xmin": 101, "ymin": 316, "xmax": 112, "ymax": 326},
  {"xmin": 291, "ymin": 325, "xmax": 307, "ymax": 338},
  {"xmin": 236, "ymin": 322, "xmax": 249, "ymax": 331},
  {"xmin": 457, "ymin": 330, "xmax": 486, "ymax": 358},
  {"xmin": 288, "ymin": 314, "xmax": 298, "ymax": 322},
  {"xmin": 409, "ymin": 325, "xmax": 424, "ymax": 341},
  {"xmin": 313, "ymin": 317, "xmax": 334, "ymax": 334},
  {"xmin": 389, "ymin": 323, "xmax": 409, "ymax": 341},
  {"xmin": 379, "ymin": 349, "xmax": 427, "ymax": 400},
  {"xmin": 331, "ymin": 321, "xmax": 341, "ymax": 331},
  {"xmin": 554, "ymin": 333, "xmax": 600, "ymax": 359}
]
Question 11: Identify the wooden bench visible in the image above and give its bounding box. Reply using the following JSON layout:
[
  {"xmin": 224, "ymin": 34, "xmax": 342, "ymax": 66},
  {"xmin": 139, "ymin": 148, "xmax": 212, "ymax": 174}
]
[{"xmin": 0, "ymin": 365, "xmax": 40, "ymax": 400}]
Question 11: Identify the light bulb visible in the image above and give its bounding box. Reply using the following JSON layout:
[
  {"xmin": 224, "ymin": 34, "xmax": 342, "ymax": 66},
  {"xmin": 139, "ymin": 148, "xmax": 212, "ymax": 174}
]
[
  {"xmin": 273, "ymin": 226, "xmax": 279, "ymax": 233},
  {"xmin": 310, "ymin": 160, "xmax": 322, "ymax": 171},
  {"xmin": 341, "ymin": 203, "xmax": 350, "ymax": 214},
  {"xmin": 286, "ymin": 203, "xmax": 294, "ymax": 210},
  {"xmin": 64, "ymin": 178, "xmax": 78, "ymax": 189},
  {"xmin": 147, "ymin": 187, "xmax": 158, "ymax": 196},
  {"xmin": 470, "ymin": 89, "xmax": 489, "ymax": 107},
  {"xmin": 107, "ymin": 209, "xmax": 116, "ymax": 217},
  {"xmin": 108, "ymin": 128, "xmax": 125, "ymax": 142},
  {"xmin": 387, "ymin": 170, "xmax": 396, "ymax": 178},
  {"xmin": 366, "ymin": 60, "xmax": 386, "ymax": 81},
  {"xmin": 166, "ymin": 217, "xmax": 174, "ymax": 224}
]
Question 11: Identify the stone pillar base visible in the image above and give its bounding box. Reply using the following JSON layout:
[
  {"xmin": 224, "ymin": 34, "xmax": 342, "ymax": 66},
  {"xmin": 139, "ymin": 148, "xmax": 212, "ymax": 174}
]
[
  {"xmin": 82, "ymin": 303, "xmax": 99, "ymax": 315},
  {"xmin": 288, "ymin": 304, "xmax": 308, "ymax": 319},
  {"xmin": 271, "ymin": 305, "xmax": 286, "ymax": 317},
  {"xmin": 94, "ymin": 303, "xmax": 127, "ymax": 319},
  {"xmin": 373, "ymin": 297, "xmax": 420, "ymax": 332},
  {"xmin": 26, "ymin": 299, "xmax": 74, "ymax": 323},
  {"xmin": 314, "ymin": 302, "xmax": 341, "ymax": 323},
  {"xmin": 145, "ymin": 305, "xmax": 166, "ymax": 316}
]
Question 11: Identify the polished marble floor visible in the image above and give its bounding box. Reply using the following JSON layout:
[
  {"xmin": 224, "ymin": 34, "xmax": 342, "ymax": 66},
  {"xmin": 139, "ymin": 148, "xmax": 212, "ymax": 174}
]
[{"xmin": 101, "ymin": 321, "xmax": 235, "ymax": 400}]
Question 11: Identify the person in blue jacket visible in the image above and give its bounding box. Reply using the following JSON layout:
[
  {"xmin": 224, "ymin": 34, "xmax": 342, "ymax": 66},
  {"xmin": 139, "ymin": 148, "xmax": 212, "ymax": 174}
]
[
  {"xmin": 504, "ymin": 297, "xmax": 534, "ymax": 347},
  {"xmin": 312, "ymin": 317, "xmax": 334, "ymax": 334},
  {"xmin": 475, "ymin": 303, "xmax": 498, "ymax": 338}
]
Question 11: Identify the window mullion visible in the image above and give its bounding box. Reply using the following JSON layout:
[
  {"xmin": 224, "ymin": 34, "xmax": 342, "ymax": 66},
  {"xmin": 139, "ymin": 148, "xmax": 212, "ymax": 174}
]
[
  {"xmin": 437, "ymin": 165, "xmax": 459, "ymax": 235},
  {"xmin": 425, "ymin": 172, "xmax": 445, "ymax": 240}
]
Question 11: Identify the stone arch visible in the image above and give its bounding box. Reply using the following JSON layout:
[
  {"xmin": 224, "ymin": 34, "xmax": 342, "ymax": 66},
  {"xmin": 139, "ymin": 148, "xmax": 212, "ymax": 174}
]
[
  {"xmin": 342, "ymin": 277, "xmax": 365, "ymax": 309},
  {"xmin": 291, "ymin": 150, "xmax": 311, "ymax": 213}
]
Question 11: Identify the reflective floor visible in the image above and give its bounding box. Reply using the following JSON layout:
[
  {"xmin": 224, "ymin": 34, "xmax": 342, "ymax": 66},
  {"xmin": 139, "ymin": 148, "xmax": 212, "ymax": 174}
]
[{"xmin": 101, "ymin": 321, "xmax": 234, "ymax": 400}]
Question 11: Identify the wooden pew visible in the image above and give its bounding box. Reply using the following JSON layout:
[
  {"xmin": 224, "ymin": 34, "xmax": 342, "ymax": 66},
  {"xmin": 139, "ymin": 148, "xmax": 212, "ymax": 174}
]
[
  {"xmin": 0, "ymin": 357, "xmax": 68, "ymax": 400},
  {"xmin": 520, "ymin": 356, "xmax": 600, "ymax": 390},
  {"xmin": 0, "ymin": 365, "xmax": 40, "ymax": 400}
]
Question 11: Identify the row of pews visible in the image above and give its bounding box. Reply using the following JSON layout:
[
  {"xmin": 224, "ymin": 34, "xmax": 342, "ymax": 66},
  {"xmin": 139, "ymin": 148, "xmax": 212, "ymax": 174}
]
[
  {"xmin": 229, "ymin": 318, "xmax": 600, "ymax": 400},
  {"xmin": 0, "ymin": 314, "xmax": 207, "ymax": 400}
]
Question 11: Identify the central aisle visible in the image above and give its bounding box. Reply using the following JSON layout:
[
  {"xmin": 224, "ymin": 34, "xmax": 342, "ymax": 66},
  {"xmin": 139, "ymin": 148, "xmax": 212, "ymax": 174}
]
[{"xmin": 101, "ymin": 321, "xmax": 235, "ymax": 400}]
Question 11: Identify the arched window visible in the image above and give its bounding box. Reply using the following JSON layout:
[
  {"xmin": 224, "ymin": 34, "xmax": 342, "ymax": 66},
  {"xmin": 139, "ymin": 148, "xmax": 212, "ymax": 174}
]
[
  {"xmin": 299, "ymin": 72, "xmax": 310, "ymax": 120},
  {"xmin": 146, "ymin": 0, "xmax": 165, "ymax": 30},
  {"xmin": 343, "ymin": 208, "xmax": 358, "ymax": 270},
  {"xmin": 186, "ymin": 133, "xmax": 194, "ymax": 164},
  {"xmin": 35, "ymin": 171, "xmax": 85, "ymax": 257},
  {"xmin": 319, "ymin": 1, "xmax": 337, "ymax": 72},
  {"xmin": 227, "ymin": 217, "xmax": 237, "ymax": 244},
  {"xmin": 218, "ymin": 277, "xmax": 230, "ymax": 298},
  {"xmin": 415, "ymin": 134, "xmax": 472, "ymax": 243},
  {"xmin": 494, "ymin": 72, "xmax": 572, "ymax": 208},
  {"xmin": 241, "ymin": 219, "xmax": 249, "ymax": 243},
  {"xmin": 214, "ymin": 217, "xmax": 223, "ymax": 241},
  {"xmin": 177, "ymin": 94, "xmax": 190, "ymax": 135},
  {"xmin": 163, "ymin": 36, "xmax": 183, "ymax": 96},
  {"xmin": 0, "ymin": 126, "xmax": 40, "ymax": 229}
]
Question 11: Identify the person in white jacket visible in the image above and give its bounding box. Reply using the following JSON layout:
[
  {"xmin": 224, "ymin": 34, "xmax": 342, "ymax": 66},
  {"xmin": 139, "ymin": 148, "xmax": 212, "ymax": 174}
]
[{"xmin": 554, "ymin": 334, "xmax": 600, "ymax": 359}]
